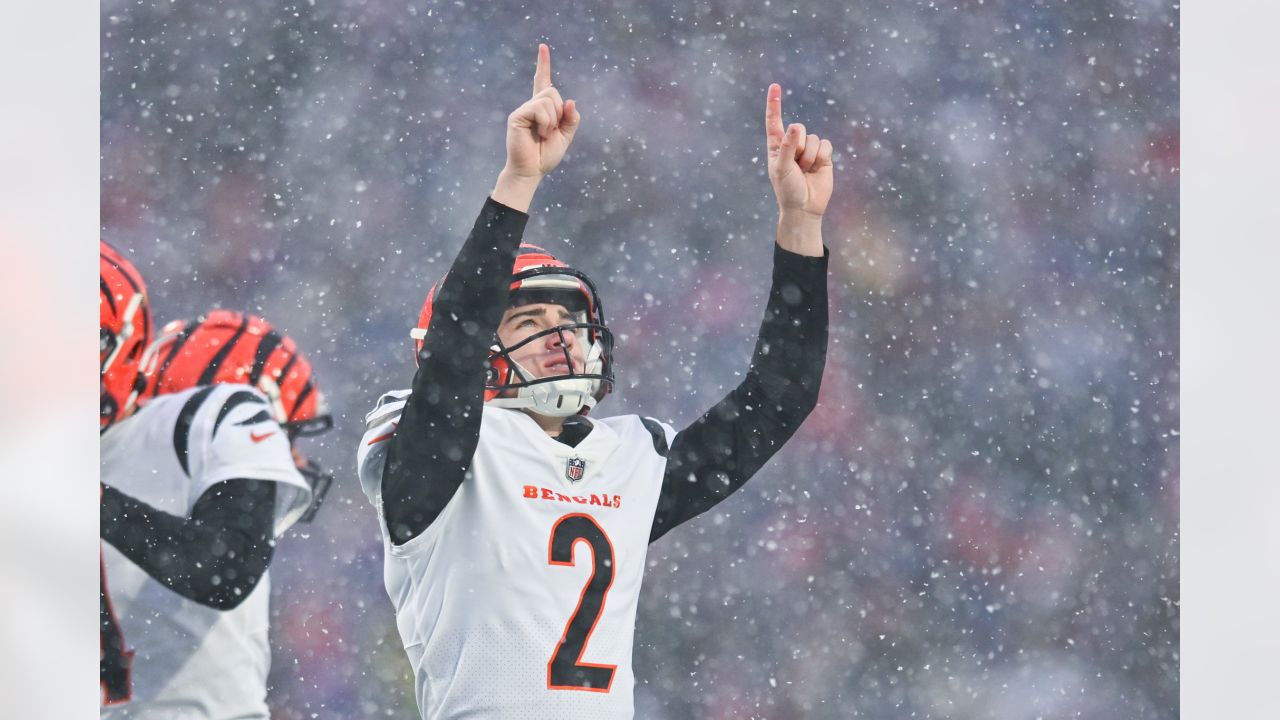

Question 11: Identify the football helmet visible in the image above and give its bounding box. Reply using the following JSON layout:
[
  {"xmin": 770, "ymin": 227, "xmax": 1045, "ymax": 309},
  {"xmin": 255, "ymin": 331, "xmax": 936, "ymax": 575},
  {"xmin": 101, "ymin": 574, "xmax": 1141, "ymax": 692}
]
[
  {"xmin": 411, "ymin": 244, "xmax": 614, "ymax": 417},
  {"xmin": 100, "ymin": 240, "xmax": 154, "ymax": 430},
  {"xmin": 143, "ymin": 310, "xmax": 334, "ymax": 521}
]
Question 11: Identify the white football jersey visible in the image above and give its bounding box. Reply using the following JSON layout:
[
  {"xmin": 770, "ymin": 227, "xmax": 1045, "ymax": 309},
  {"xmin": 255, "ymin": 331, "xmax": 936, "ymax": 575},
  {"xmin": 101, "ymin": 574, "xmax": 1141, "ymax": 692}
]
[
  {"xmin": 100, "ymin": 384, "xmax": 313, "ymax": 719},
  {"xmin": 357, "ymin": 391, "xmax": 676, "ymax": 720}
]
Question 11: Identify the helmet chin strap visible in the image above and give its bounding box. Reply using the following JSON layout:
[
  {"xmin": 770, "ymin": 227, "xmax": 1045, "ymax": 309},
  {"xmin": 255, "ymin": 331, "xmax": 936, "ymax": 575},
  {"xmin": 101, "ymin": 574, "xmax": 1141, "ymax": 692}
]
[
  {"xmin": 486, "ymin": 341, "xmax": 605, "ymax": 418},
  {"xmin": 485, "ymin": 364, "xmax": 598, "ymax": 417}
]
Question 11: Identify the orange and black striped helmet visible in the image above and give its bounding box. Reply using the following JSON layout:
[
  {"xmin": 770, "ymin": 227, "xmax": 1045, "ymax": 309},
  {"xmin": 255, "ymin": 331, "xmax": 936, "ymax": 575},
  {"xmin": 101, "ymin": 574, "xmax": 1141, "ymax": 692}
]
[
  {"xmin": 100, "ymin": 240, "xmax": 153, "ymax": 430},
  {"xmin": 144, "ymin": 310, "xmax": 332, "ymax": 439}
]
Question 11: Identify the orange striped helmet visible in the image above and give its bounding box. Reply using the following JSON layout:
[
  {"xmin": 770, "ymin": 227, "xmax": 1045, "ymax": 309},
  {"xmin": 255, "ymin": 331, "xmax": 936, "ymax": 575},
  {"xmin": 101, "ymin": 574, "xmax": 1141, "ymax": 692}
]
[
  {"xmin": 144, "ymin": 310, "xmax": 332, "ymax": 439},
  {"xmin": 100, "ymin": 240, "xmax": 153, "ymax": 430}
]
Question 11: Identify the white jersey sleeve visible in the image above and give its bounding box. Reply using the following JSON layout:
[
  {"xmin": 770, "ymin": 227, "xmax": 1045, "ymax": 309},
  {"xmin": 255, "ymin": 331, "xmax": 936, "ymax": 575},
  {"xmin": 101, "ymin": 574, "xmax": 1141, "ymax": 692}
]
[
  {"xmin": 356, "ymin": 389, "xmax": 411, "ymax": 534},
  {"xmin": 184, "ymin": 384, "xmax": 314, "ymax": 536},
  {"xmin": 644, "ymin": 415, "xmax": 678, "ymax": 450}
]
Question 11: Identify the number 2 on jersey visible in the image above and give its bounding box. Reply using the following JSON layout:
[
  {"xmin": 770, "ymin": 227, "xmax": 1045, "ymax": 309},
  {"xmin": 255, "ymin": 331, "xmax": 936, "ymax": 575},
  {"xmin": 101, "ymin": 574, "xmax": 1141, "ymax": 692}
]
[
  {"xmin": 101, "ymin": 547, "xmax": 133, "ymax": 705},
  {"xmin": 547, "ymin": 513, "xmax": 616, "ymax": 692}
]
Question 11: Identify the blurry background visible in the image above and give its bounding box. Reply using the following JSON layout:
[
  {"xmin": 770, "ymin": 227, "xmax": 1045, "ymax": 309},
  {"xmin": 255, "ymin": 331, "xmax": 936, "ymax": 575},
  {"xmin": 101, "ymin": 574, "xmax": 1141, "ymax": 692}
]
[{"xmin": 100, "ymin": 0, "xmax": 1178, "ymax": 717}]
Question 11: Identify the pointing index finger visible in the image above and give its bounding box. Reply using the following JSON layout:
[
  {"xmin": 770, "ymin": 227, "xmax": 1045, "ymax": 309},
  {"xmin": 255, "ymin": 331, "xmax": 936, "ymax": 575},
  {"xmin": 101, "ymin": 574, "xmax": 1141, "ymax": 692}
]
[
  {"xmin": 765, "ymin": 83, "xmax": 784, "ymax": 150},
  {"xmin": 533, "ymin": 43, "xmax": 551, "ymax": 96}
]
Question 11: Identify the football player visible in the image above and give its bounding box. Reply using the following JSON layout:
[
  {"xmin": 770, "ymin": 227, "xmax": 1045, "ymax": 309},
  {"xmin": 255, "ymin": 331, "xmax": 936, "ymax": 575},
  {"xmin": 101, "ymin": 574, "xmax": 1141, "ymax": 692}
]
[
  {"xmin": 357, "ymin": 44, "xmax": 831, "ymax": 719},
  {"xmin": 100, "ymin": 245, "xmax": 325, "ymax": 718},
  {"xmin": 145, "ymin": 309, "xmax": 336, "ymax": 522}
]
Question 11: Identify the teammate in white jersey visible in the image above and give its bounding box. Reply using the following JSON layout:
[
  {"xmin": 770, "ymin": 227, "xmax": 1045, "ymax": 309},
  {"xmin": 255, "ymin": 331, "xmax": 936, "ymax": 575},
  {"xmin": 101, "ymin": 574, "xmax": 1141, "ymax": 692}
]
[
  {"xmin": 99, "ymin": 242, "xmax": 332, "ymax": 718},
  {"xmin": 145, "ymin": 309, "xmax": 336, "ymax": 521},
  {"xmin": 357, "ymin": 44, "xmax": 833, "ymax": 719}
]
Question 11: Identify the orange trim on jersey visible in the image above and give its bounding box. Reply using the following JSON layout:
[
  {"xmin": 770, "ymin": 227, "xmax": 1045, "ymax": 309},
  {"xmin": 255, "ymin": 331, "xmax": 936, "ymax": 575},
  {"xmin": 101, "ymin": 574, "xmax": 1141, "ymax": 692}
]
[
  {"xmin": 366, "ymin": 421, "xmax": 399, "ymax": 445},
  {"xmin": 546, "ymin": 513, "xmax": 618, "ymax": 693}
]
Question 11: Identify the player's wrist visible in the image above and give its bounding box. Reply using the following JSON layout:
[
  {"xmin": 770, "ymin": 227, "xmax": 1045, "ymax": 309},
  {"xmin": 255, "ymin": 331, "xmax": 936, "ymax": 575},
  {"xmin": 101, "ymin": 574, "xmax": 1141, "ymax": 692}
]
[
  {"xmin": 500, "ymin": 160, "xmax": 545, "ymax": 181},
  {"xmin": 775, "ymin": 211, "xmax": 824, "ymax": 257},
  {"xmin": 777, "ymin": 207, "xmax": 823, "ymax": 228},
  {"xmin": 492, "ymin": 168, "xmax": 543, "ymax": 213}
]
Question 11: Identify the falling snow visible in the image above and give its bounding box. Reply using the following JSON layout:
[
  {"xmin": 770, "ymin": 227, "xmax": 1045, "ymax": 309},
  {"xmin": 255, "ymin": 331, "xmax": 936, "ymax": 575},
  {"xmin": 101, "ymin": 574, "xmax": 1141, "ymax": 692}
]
[{"xmin": 101, "ymin": 1, "xmax": 1178, "ymax": 717}]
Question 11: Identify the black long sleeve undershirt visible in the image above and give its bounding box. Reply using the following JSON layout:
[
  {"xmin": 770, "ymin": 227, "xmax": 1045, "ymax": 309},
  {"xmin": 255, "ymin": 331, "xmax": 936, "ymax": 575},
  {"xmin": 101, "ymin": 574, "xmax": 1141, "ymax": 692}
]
[
  {"xmin": 381, "ymin": 197, "xmax": 528, "ymax": 545},
  {"xmin": 649, "ymin": 245, "xmax": 829, "ymax": 543},
  {"xmin": 100, "ymin": 479, "xmax": 276, "ymax": 610},
  {"xmin": 380, "ymin": 196, "xmax": 827, "ymax": 548}
]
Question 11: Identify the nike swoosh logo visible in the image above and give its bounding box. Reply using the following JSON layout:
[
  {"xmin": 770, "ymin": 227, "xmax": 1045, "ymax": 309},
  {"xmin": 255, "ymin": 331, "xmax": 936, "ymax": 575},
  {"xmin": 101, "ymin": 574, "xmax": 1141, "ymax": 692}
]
[{"xmin": 249, "ymin": 430, "xmax": 278, "ymax": 443}]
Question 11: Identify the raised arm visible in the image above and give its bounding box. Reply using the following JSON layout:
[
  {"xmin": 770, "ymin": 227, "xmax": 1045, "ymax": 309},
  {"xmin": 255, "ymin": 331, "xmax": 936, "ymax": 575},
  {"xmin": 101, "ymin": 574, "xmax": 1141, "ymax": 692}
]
[
  {"xmin": 381, "ymin": 44, "xmax": 581, "ymax": 545},
  {"xmin": 650, "ymin": 83, "xmax": 832, "ymax": 542}
]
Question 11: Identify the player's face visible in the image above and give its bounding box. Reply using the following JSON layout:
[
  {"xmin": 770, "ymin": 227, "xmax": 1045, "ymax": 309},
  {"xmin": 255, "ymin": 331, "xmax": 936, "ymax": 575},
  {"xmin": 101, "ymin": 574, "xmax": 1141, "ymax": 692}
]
[{"xmin": 497, "ymin": 302, "xmax": 588, "ymax": 380}]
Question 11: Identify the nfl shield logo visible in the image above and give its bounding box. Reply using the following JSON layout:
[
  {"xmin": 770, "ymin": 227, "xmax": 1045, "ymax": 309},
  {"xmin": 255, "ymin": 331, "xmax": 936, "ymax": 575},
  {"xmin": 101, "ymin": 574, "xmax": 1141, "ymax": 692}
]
[{"xmin": 566, "ymin": 457, "xmax": 587, "ymax": 483}]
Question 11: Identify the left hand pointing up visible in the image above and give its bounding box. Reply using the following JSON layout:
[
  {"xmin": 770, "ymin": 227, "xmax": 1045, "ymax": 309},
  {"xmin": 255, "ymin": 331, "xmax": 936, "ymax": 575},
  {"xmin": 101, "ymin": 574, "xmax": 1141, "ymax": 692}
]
[{"xmin": 765, "ymin": 83, "xmax": 834, "ymax": 218}]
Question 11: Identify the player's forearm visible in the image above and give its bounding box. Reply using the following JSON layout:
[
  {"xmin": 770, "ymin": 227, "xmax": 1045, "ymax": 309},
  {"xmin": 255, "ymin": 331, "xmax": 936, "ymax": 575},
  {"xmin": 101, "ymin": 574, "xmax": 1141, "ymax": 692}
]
[
  {"xmin": 679, "ymin": 245, "xmax": 829, "ymax": 442},
  {"xmin": 100, "ymin": 480, "xmax": 276, "ymax": 610},
  {"xmin": 421, "ymin": 196, "xmax": 530, "ymax": 374},
  {"xmin": 746, "ymin": 243, "xmax": 829, "ymax": 418},
  {"xmin": 650, "ymin": 245, "xmax": 828, "ymax": 542},
  {"xmin": 383, "ymin": 196, "xmax": 528, "ymax": 545}
]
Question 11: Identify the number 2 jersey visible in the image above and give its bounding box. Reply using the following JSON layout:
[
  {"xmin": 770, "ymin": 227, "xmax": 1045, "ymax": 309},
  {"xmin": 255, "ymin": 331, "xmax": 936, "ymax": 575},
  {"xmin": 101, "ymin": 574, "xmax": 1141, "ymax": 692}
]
[
  {"xmin": 100, "ymin": 384, "xmax": 313, "ymax": 719},
  {"xmin": 358, "ymin": 396, "xmax": 675, "ymax": 719},
  {"xmin": 358, "ymin": 197, "xmax": 828, "ymax": 720}
]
